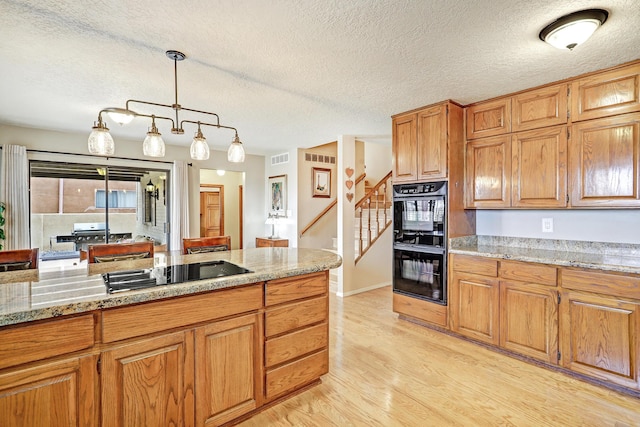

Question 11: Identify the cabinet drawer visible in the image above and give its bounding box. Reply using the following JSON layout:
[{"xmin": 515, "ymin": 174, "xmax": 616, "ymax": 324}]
[
  {"xmin": 451, "ymin": 254, "xmax": 498, "ymax": 277},
  {"xmin": 0, "ymin": 314, "xmax": 94, "ymax": 370},
  {"xmin": 265, "ymin": 322, "xmax": 328, "ymax": 368},
  {"xmin": 265, "ymin": 349, "xmax": 328, "ymax": 400},
  {"xmin": 102, "ymin": 284, "xmax": 262, "ymax": 343},
  {"xmin": 265, "ymin": 272, "xmax": 327, "ymax": 306},
  {"xmin": 465, "ymin": 98, "xmax": 511, "ymax": 139},
  {"xmin": 571, "ymin": 62, "xmax": 640, "ymax": 122},
  {"xmin": 499, "ymin": 261, "xmax": 557, "ymax": 286},
  {"xmin": 561, "ymin": 268, "xmax": 640, "ymax": 300},
  {"xmin": 265, "ymin": 295, "xmax": 327, "ymax": 337}
]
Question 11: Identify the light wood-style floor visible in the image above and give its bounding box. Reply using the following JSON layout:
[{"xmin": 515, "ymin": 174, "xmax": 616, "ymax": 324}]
[{"xmin": 240, "ymin": 286, "xmax": 640, "ymax": 426}]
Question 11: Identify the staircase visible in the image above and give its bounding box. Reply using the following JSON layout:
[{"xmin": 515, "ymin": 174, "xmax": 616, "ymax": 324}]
[{"xmin": 354, "ymin": 172, "xmax": 392, "ymax": 263}]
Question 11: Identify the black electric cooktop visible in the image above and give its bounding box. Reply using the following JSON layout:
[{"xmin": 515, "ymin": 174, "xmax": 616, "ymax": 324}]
[{"xmin": 103, "ymin": 260, "xmax": 253, "ymax": 294}]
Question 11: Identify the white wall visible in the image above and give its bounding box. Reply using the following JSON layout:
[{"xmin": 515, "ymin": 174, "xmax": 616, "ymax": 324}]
[
  {"xmin": 364, "ymin": 140, "xmax": 392, "ymax": 183},
  {"xmin": 0, "ymin": 124, "xmax": 265, "ymax": 249},
  {"xmin": 264, "ymin": 149, "xmax": 298, "ymax": 246},
  {"xmin": 476, "ymin": 210, "xmax": 640, "ymax": 244}
]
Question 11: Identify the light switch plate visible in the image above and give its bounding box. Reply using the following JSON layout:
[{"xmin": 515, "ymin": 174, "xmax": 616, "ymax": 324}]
[{"xmin": 542, "ymin": 218, "xmax": 553, "ymax": 233}]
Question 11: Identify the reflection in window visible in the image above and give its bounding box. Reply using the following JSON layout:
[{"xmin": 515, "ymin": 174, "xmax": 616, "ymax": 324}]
[{"xmin": 95, "ymin": 190, "xmax": 137, "ymax": 209}]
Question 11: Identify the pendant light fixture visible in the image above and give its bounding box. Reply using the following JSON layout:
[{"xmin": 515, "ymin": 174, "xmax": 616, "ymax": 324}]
[
  {"xmin": 539, "ymin": 9, "xmax": 608, "ymax": 50},
  {"xmin": 88, "ymin": 50, "xmax": 246, "ymax": 162}
]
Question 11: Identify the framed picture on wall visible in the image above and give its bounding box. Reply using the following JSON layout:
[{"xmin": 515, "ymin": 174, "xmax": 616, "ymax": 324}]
[
  {"xmin": 268, "ymin": 174, "xmax": 287, "ymax": 216},
  {"xmin": 312, "ymin": 167, "xmax": 331, "ymax": 198}
]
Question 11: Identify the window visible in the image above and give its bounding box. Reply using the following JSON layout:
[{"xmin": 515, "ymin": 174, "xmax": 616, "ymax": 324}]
[{"xmin": 95, "ymin": 189, "xmax": 137, "ymax": 209}]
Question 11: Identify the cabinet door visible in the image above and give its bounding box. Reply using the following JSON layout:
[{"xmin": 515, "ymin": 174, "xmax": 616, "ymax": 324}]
[
  {"xmin": 511, "ymin": 126, "xmax": 567, "ymax": 207},
  {"xmin": 101, "ymin": 331, "xmax": 194, "ymax": 427},
  {"xmin": 465, "ymin": 98, "xmax": 511, "ymax": 139},
  {"xmin": 569, "ymin": 113, "xmax": 640, "ymax": 207},
  {"xmin": 465, "ymin": 135, "xmax": 511, "ymax": 208},
  {"xmin": 417, "ymin": 104, "xmax": 448, "ymax": 180},
  {"xmin": 560, "ymin": 290, "xmax": 640, "ymax": 390},
  {"xmin": 195, "ymin": 313, "xmax": 262, "ymax": 427},
  {"xmin": 571, "ymin": 62, "xmax": 640, "ymax": 122},
  {"xmin": 512, "ymin": 84, "xmax": 568, "ymax": 132},
  {"xmin": 500, "ymin": 281, "xmax": 558, "ymax": 364},
  {"xmin": 450, "ymin": 272, "xmax": 500, "ymax": 345},
  {"xmin": 392, "ymin": 113, "xmax": 417, "ymax": 182},
  {"xmin": 0, "ymin": 355, "xmax": 97, "ymax": 427}
]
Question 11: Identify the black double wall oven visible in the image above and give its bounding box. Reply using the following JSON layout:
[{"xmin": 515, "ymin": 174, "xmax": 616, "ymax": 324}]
[{"xmin": 393, "ymin": 181, "xmax": 447, "ymax": 304}]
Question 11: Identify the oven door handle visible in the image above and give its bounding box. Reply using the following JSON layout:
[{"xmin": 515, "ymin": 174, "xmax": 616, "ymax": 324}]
[{"xmin": 393, "ymin": 243, "xmax": 445, "ymax": 255}]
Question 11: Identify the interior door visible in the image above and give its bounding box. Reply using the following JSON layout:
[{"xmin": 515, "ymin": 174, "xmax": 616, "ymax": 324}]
[{"xmin": 200, "ymin": 185, "xmax": 224, "ymax": 237}]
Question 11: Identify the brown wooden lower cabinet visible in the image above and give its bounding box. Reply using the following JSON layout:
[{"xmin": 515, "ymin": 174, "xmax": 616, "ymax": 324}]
[
  {"xmin": 0, "ymin": 354, "xmax": 97, "ymax": 427},
  {"xmin": 101, "ymin": 331, "xmax": 194, "ymax": 427},
  {"xmin": 448, "ymin": 253, "xmax": 640, "ymax": 393},
  {"xmin": 0, "ymin": 271, "xmax": 331, "ymax": 426}
]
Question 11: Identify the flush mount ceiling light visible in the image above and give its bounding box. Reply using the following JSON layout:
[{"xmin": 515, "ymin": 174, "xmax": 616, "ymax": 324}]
[
  {"xmin": 88, "ymin": 50, "xmax": 246, "ymax": 162},
  {"xmin": 539, "ymin": 9, "xmax": 608, "ymax": 50}
]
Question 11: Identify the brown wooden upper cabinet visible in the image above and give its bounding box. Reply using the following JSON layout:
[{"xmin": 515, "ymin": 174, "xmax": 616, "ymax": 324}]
[
  {"xmin": 466, "ymin": 98, "xmax": 511, "ymax": 140},
  {"xmin": 392, "ymin": 101, "xmax": 459, "ymax": 183},
  {"xmin": 465, "ymin": 134, "xmax": 511, "ymax": 208},
  {"xmin": 512, "ymin": 84, "xmax": 568, "ymax": 132},
  {"xmin": 569, "ymin": 112, "xmax": 640, "ymax": 207},
  {"xmin": 511, "ymin": 126, "xmax": 567, "ymax": 208},
  {"xmin": 571, "ymin": 62, "xmax": 640, "ymax": 122}
]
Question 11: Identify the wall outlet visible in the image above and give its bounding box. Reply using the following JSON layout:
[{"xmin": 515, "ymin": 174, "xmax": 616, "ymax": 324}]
[{"xmin": 542, "ymin": 218, "xmax": 553, "ymax": 233}]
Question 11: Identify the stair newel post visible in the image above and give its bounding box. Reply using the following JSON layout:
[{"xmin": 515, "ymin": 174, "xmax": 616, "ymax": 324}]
[
  {"xmin": 358, "ymin": 205, "xmax": 364, "ymax": 256},
  {"xmin": 367, "ymin": 196, "xmax": 372, "ymax": 248}
]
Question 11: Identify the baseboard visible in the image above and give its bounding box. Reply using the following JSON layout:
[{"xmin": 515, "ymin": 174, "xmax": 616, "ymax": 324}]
[{"xmin": 336, "ymin": 281, "xmax": 390, "ymax": 297}]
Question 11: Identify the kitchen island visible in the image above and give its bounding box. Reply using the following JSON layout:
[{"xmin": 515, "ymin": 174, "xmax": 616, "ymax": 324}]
[{"xmin": 0, "ymin": 248, "xmax": 342, "ymax": 426}]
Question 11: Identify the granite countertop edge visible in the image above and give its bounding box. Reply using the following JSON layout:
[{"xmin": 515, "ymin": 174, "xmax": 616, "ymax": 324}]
[
  {"xmin": 0, "ymin": 248, "xmax": 342, "ymax": 328},
  {"xmin": 449, "ymin": 235, "xmax": 640, "ymax": 275}
]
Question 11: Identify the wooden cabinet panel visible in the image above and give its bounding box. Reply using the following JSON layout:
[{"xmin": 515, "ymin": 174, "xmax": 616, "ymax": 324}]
[
  {"xmin": 195, "ymin": 313, "xmax": 262, "ymax": 427},
  {"xmin": 392, "ymin": 113, "xmax": 418, "ymax": 182},
  {"xmin": 265, "ymin": 272, "xmax": 327, "ymax": 306},
  {"xmin": 569, "ymin": 113, "xmax": 640, "ymax": 207},
  {"xmin": 512, "ymin": 84, "xmax": 568, "ymax": 132},
  {"xmin": 450, "ymin": 272, "xmax": 500, "ymax": 345},
  {"xmin": 511, "ymin": 126, "xmax": 567, "ymax": 207},
  {"xmin": 0, "ymin": 355, "xmax": 97, "ymax": 427},
  {"xmin": 500, "ymin": 281, "xmax": 558, "ymax": 364},
  {"xmin": 560, "ymin": 290, "xmax": 640, "ymax": 389},
  {"xmin": 265, "ymin": 349, "xmax": 328, "ymax": 400},
  {"xmin": 499, "ymin": 260, "xmax": 557, "ymax": 287},
  {"xmin": 465, "ymin": 98, "xmax": 511, "ymax": 139},
  {"xmin": 451, "ymin": 253, "xmax": 498, "ymax": 277},
  {"xmin": 465, "ymin": 135, "xmax": 511, "ymax": 208},
  {"xmin": 561, "ymin": 268, "xmax": 640, "ymax": 301},
  {"xmin": 0, "ymin": 314, "xmax": 94, "ymax": 370},
  {"xmin": 392, "ymin": 292, "xmax": 448, "ymax": 328},
  {"xmin": 265, "ymin": 322, "xmax": 327, "ymax": 368},
  {"xmin": 102, "ymin": 284, "xmax": 262, "ymax": 342},
  {"xmin": 265, "ymin": 295, "xmax": 327, "ymax": 337},
  {"xmin": 101, "ymin": 331, "xmax": 194, "ymax": 427},
  {"xmin": 417, "ymin": 104, "xmax": 448, "ymax": 180},
  {"xmin": 571, "ymin": 62, "xmax": 640, "ymax": 122}
]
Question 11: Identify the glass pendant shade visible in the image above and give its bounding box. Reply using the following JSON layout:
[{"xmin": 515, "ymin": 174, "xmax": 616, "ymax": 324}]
[
  {"xmin": 539, "ymin": 9, "xmax": 608, "ymax": 50},
  {"xmin": 190, "ymin": 129, "xmax": 210, "ymax": 160},
  {"xmin": 105, "ymin": 108, "xmax": 136, "ymax": 125},
  {"xmin": 142, "ymin": 122, "xmax": 165, "ymax": 157},
  {"xmin": 227, "ymin": 135, "xmax": 245, "ymax": 163},
  {"xmin": 88, "ymin": 123, "xmax": 115, "ymax": 156}
]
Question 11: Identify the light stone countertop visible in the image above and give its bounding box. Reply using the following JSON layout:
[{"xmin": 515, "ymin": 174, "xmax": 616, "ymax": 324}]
[
  {"xmin": 0, "ymin": 248, "xmax": 342, "ymax": 328},
  {"xmin": 449, "ymin": 235, "xmax": 640, "ymax": 274}
]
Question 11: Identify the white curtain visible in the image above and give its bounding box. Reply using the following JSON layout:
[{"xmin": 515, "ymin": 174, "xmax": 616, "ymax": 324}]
[
  {"xmin": 0, "ymin": 144, "xmax": 30, "ymax": 249},
  {"xmin": 170, "ymin": 160, "xmax": 190, "ymax": 251}
]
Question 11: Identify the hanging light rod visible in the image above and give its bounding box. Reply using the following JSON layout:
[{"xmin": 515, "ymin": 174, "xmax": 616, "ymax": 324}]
[{"xmin": 88, "ymin": 50, "xmax": 246, "ymax": 162}]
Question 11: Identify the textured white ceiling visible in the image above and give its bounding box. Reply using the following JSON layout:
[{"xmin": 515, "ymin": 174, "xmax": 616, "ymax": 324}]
[{"xmin": 0, "ymin": 0, "xmax": 639, "ymax": 156}]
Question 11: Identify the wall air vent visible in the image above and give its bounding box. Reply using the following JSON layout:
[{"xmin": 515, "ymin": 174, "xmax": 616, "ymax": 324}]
[
  {"xmin": 271, "ymin": 153, "xmax": 289, "ymax": 166},
  {"xmin": 304, "ymin": 152, "xmax": 336, "ymax": 164}
]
